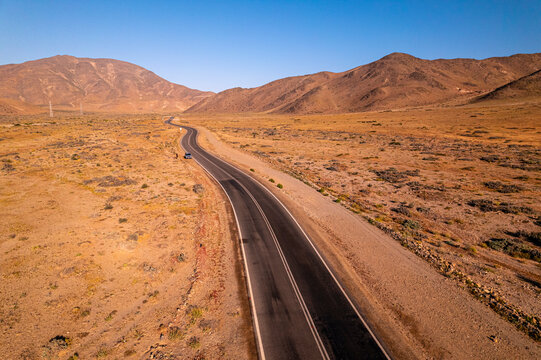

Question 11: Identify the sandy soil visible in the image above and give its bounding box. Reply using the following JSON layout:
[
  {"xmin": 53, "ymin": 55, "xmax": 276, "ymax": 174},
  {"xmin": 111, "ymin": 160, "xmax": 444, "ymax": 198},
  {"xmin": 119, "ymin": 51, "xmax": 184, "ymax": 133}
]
[
  {"xmin": 177, "ymin": 100, "xmax": 541, "ymax": 359},
  {"xmin": 0, "ymin": 114, "xmax": 254, "ymax": 359}
]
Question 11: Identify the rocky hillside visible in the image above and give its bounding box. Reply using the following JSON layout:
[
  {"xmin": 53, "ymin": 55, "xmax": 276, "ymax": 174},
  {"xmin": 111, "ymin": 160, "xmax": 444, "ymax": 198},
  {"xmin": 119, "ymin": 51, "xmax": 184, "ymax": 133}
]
[
  {"xmin": 474, "ymin": 69, "xmax": 541, "ymax": 102},
  {"xmin": 186, "ymin": 52, "xmax": 541, "ymax": 114},
  {"xmin": 0, "ymin": 55, "xmax": 213, "ymax": 113}
]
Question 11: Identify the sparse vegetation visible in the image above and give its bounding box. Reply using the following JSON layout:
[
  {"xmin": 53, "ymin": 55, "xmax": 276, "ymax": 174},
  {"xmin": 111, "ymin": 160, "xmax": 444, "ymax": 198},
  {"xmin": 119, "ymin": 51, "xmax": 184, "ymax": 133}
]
[
  {"xmin": 189, "ymin": 306, "xmax": 204, "ymax": 324},
  {"xmin": 371, "ymin": 167, "xmax": 420, "ymax": 183},
  {"xmin": 168, "ymin": 326, "xmax": 184, "ymax": 341},
  {"xmin": 402, "ymin": 219, "xmax": 420, "ymax": 230},
  {"xmin": 188, "ymin": 336, "xmax": 201, "ymax": 349},
  {"xmin": 96, "ymin": 348, "xmax": 109, "ymax": 358},
  {"xmin": 84, "ymin": 175, "xmax": 136, "ymax": 187},
  {"xmin": 105, "ymin": 310, "xmax": 117, "ymax": 321},
  {"xmin": 196, "ymin": 103, "xmax": 541, "ymax": 344},
  {"xmin": 0, "ymin": 113, "xmax": 250, "ymax": 359},
  {"xmin": 467, "ymin": 199, "xmax": 533, "ymax": 214},
  {"xmin": 484, "ymin": 238, "xmax": 541, "ymax": 262},
  {"xmin": 484, "ymin": 181, "xmax": 523, "ymax": 193}
]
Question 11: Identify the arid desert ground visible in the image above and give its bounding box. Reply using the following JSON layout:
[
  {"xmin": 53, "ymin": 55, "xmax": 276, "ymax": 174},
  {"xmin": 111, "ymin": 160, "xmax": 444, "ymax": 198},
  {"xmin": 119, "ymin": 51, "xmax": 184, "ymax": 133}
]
[
  {"xmin": 0, "ymin": 114, "xmax": 254, "ymax": 359},
  {"xmin": 178, "ymin": 99, "xmax": 541, "ymax": 354},
  {"xmin": 1, "ymin": 97, "xmax": 540, "ymax": 358}
]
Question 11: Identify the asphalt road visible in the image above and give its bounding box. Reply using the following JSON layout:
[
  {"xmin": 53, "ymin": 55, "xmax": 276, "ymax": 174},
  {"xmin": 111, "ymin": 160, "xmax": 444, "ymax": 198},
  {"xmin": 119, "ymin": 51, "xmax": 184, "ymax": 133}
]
[{"xmin": 167, "ymin": 118, "xmax": 390, "ymax": 360}]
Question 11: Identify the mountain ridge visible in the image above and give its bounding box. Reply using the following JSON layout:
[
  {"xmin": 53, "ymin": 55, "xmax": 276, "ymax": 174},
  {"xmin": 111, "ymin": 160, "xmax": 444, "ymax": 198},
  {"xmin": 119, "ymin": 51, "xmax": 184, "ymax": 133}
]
[
  {"xmin": 474, "ymin": 69, "xmax": 541, "ymax": 102},
  {"xmin": 186, "ymin": 52, "xmax": 541, "ymax": 114},
  {"xmin": 0, "ymin": 55, "xmax": 213, "ymax": 113},
  {"xmin": 2, "ymin": 52, "xmax": 540, "ymax": 115}
]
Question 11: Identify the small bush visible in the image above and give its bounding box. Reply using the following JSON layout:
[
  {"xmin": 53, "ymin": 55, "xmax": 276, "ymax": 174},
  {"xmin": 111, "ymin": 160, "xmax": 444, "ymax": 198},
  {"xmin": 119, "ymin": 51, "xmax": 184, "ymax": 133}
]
[
  {"xmin": 269, "ymin": 178, "xmax": 275, "ymax": 183},
  {"xmin": 133, "ymin": 329, "xmax": 143, "ymax": 340},
  {"xmin": 192, "ymin": 184, "xmax": 204, "ymax": 194},
  {"xmin": 484, "ymin": 238, "xmax": 541, "ymax": 262},
  {"xmin": 467, "ymin": 199, "xmax": 533, "ymax": 214},
  {"xmin": 391, "ymin": 205, "xmax": 411, "ymax": 216},
  {"xmin": 371, "ymin": 167, "xmax": 419, "ymax": 183},
  {"xmin": 168, "ymin": 326, "xmax": 184, "ymax": 341},
  {"xmin": 505, "ymin": 230, "xmax": 541, "ymax": 247},
  {"xmin": 96, "ymin": 348, "xmax": 108, "ymax": 358},
  {"xmin": 250, "ymin": 168, "xmax": 255, "ymax": 172},
  {"xmin": 105, "ymin": 310, "xmax": 117, "ymax": 321},
  {"xmin": 484, "ymin": 181, "xmax": 522, "ymax": 193},
  {"xmin": 444, "ymin": 240, "xmax": 460, "ymax": 248},
  {"xmin": 480, "ymin": 155, "xmax": 500, "ymax": 163},
  {"xmin": 402, "ymin": 219, "xmax": 420, "ymax": 229},
  {"xmin": 84, "ymin": 175, "xmax": 136, "ymax": 187},
  {"xmin": 119, "ymin": 218, "xmax": 127, "ymax": 223},
  {"xmin": 104, "ymin": 203, "xmax": 113, "ymax": 210},
  {"xmin": 277, "ymin": 183, "xmax": 283, "ymax": 189},
  {"xmin": 188, "ymin": 336, "xmax": 201, "ymax": 349},
  {"xmin": 141, "ymin": 183, "xmax": 149, "ymax": 189},
  {"xmin": 49, "ymin": 335, "xmax": 72, "ymax": 348},
  {"xmin": 188, "ymin": 306, "xmax": 204, "ymax": 324}
]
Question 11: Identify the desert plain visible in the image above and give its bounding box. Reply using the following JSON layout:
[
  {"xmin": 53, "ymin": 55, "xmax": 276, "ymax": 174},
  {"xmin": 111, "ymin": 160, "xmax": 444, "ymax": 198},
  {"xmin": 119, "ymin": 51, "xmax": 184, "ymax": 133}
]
[{"xmin": 0, "ymin": 114, "xmax": 254, "ymax": 359}]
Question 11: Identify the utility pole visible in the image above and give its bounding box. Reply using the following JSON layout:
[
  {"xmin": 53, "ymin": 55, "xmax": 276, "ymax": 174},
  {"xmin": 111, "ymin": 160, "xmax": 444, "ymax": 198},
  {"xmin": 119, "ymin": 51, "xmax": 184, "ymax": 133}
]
[{"xmin": 49, "ymin": 101, "xmax": 53, "ymax": 118}]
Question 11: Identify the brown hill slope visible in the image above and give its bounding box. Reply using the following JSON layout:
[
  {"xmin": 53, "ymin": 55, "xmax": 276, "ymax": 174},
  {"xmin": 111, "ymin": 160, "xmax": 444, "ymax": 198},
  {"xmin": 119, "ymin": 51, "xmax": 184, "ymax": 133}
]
[
  {"xmin": 0, "ymin": 55, "xmax": 213, "ymax": 113},
  {"xmin": 186, "ymin": 52, "xmax": 541, "ymax": 114},
  {"xmin": 0, "ymin": 98, "xmax": 43, "ymax": 115},
  {"xmin": 474, "ymin": 69, "xmax": 541, "ymax": 102}
]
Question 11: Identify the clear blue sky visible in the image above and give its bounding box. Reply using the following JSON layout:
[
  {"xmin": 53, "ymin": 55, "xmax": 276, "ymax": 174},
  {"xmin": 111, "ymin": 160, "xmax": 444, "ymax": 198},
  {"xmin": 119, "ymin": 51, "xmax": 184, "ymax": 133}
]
[{"xmin": 1, "ymin": 0, "xmax": 540, "ymax": 92}]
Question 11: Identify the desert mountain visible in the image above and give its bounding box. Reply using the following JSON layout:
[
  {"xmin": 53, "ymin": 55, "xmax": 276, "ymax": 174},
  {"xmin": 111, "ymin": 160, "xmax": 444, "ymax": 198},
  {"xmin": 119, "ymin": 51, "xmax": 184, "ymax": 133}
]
[
  {"xmin": 186, "ymin": 52, "xmax": 541, "ymax": 114},
  {"xmin": 0, "ymin": 55, "xmax": 213, "ymax": 113},
  {"xmin": 474, "ymin": 69, "xmax": 541, "ymax": 102},
  {"xmin": 0, "ymin": 98, "xmax": 43, "ymax": 115}
]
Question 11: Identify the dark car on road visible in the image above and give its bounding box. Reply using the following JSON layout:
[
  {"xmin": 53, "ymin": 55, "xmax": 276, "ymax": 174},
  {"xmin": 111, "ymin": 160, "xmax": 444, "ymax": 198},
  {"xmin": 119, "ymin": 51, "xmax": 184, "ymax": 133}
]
[{"xmin": 184, "ymin": 152, "xmax": 192, "ymax": 159}]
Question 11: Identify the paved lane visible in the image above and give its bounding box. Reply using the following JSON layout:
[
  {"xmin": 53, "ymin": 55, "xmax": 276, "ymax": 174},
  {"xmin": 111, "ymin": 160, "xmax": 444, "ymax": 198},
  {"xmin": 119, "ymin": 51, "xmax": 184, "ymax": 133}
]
[{"xmin": 167, "ymin": 118, "xmax": 390, "ymax": 360}]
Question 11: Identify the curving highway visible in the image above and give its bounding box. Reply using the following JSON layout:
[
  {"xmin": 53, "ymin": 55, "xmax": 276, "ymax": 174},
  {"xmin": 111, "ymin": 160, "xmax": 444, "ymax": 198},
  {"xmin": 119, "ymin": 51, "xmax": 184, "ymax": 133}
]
[{"xmin": 167, "ymin": 118, "xmax": 390, "ymax": 360}]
